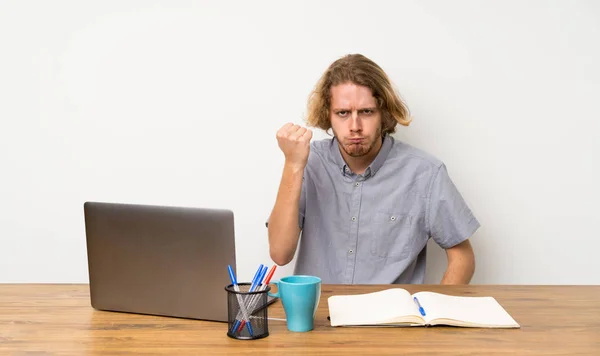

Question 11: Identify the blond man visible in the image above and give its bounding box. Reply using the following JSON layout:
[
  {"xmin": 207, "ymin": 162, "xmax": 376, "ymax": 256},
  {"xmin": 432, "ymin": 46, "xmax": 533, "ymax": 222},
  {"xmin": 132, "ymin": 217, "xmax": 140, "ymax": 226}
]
[{"xmin": 267, "ymin": 54, "xmax": 478, "ymax": 284}]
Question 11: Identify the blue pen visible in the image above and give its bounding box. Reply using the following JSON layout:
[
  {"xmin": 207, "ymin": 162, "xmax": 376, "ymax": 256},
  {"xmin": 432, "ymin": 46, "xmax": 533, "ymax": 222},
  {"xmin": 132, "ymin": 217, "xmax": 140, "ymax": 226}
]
[
  {"xmin": 413, "ymin": 297, "xmax": 426, "ymax": 316},
  {"xmin": 250, "ymin": 266, "xmax": 268, "ymax": 292},
  {"xmin": 233, "ymin": 264, "xmax": 264, "ymax": 334},
  {"xmin": 227, "ymin": 265, "xmax": 237, "ymax": 286},
  {"xmin": 248, "ymin": 264, "xmax": 265, "ymax": 292},
  {"xmin": 250, "ymin": 264, "xmax": 264, "ymax": 286},
  {"xmin": 228, "ymin": 265, "xmax": 253, "ymax": 336}
]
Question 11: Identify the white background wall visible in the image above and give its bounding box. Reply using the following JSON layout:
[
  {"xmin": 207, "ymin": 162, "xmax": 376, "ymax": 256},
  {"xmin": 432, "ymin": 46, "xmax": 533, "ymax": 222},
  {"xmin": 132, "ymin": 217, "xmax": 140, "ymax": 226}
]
[{"xmin": 1, "ymin": 0, "xmax": 599, "ymax": 285}]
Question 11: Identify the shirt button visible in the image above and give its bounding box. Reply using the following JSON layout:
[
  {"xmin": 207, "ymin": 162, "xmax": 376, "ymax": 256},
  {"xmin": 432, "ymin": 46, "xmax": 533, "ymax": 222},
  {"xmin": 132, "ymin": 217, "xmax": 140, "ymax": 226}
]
[
  {"xmin": 355, "ymin": 182, "xmax": 360, "ymax": 187},
  {"xmin": 390, "ymin": 216, "xmax": 396, "ymax": 221},
  {"xmin": 351, "ymin": 217, "xmax": 357, "ymax": 221},
  {"xmin": 349, "ymin": 249, "xmax": 354, "ymax": 253}
]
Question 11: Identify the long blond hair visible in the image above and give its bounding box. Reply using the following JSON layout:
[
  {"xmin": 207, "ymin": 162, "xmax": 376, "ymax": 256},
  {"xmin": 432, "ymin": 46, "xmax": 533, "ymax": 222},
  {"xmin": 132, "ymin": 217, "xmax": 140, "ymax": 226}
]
[{"xmin": 306, "ymin": 54, "xmax": 411, "ymax": 134}]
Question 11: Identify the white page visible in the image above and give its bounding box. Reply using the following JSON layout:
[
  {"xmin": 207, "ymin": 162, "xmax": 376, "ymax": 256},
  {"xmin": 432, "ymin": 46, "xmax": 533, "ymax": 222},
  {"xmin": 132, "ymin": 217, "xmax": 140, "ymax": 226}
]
[
  {"xmin": 412, "ymin": 291, "xmax": 520, "ymax": 327},
  {"xmin": 328, "ymin": 288, "xmax": 421, "ymax": 326}
]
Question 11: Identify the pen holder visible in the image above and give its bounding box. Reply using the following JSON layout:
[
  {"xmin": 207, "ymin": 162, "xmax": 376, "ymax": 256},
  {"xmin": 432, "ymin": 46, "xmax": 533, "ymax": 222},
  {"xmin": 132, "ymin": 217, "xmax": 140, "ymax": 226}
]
[{"xmin": 225, "ymin": 283, "xmax": 271, "ymax": 340}]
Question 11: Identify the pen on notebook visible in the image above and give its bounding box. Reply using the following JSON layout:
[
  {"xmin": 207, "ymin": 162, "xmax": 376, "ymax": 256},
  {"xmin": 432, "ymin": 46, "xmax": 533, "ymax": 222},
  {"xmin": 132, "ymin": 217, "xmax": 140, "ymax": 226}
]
[
  {"xmin": 413, "ymin": 296, "xmax": 426, "ymax": 316},
  {"xmin": 227, "ymin": 265, "xmax": 254, "ymax": 336}
]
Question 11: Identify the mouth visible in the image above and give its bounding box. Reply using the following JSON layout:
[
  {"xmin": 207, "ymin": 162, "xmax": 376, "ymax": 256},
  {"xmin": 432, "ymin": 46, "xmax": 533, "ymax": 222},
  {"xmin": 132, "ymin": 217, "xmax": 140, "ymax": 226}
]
[{"xmin": 347, "ymin": 138, "xmax": 364, "ymax": 144}]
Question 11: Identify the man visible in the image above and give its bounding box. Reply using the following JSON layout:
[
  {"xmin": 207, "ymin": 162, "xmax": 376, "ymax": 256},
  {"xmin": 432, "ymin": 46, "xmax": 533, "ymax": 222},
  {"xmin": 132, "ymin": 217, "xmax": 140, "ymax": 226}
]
[{"xmin": 267, "ymin": 54, "xmax": 479, "ymax": 285}]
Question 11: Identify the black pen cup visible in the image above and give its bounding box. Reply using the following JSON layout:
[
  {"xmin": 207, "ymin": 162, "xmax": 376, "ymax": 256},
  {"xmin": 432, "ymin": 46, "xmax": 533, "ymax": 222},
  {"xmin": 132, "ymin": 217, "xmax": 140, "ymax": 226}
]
[{"xmin": 225, "ymin": 283, "xmax": 271, "ymax": 340}]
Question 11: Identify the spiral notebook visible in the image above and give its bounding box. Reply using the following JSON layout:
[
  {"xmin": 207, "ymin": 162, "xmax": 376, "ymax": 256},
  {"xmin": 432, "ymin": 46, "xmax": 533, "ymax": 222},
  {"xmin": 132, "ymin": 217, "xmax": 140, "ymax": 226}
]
[{"xmin": 327, "ymin": 288, "xmax": 520, "ymax": 328}]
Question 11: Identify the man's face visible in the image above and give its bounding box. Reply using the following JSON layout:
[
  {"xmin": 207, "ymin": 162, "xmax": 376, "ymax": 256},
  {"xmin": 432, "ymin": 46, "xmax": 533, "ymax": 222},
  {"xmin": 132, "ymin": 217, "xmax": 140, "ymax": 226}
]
[{"xmin": 330, "ymin": 82, "xmax": 382, "ymax": 158}]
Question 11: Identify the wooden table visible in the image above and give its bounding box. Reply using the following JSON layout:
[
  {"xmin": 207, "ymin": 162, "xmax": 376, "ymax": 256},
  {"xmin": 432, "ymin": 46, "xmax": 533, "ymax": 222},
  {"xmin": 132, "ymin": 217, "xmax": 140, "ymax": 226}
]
[{"xmin": 1, "ymin": 284, "xmax": 599, "ymax": 355}]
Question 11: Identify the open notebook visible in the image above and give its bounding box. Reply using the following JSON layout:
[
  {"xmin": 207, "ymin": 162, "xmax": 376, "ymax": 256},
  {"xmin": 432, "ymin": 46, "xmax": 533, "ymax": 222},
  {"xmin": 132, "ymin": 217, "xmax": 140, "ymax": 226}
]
[{"xmin": 328, "ymin": 288, "xmax": 520, "ymax": 328}]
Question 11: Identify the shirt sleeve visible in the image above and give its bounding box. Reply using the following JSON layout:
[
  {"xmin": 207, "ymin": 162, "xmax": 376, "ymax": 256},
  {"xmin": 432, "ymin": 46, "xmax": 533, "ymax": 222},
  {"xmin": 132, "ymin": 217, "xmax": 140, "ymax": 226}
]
[
  {"xmin": 265, "ymin": 171, "xmax": 306, "ymax": 230},
  {"xmin": 426, "ymin": 164, "xmax": 480, "ymax": 249}
]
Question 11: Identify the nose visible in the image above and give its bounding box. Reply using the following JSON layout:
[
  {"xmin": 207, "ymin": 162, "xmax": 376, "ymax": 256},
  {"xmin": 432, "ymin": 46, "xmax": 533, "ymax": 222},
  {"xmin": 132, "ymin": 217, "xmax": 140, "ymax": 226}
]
[{"xmin": 349, "ymin": 111, "xmax": 362, "ymax": 132}]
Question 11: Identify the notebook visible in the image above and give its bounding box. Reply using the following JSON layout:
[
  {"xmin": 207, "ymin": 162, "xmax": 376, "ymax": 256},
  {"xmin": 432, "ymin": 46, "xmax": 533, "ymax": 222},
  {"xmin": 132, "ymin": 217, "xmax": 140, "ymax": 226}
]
[{"xmin": 327, "ymin": 288, "xmax": 520, "ymax": 328}]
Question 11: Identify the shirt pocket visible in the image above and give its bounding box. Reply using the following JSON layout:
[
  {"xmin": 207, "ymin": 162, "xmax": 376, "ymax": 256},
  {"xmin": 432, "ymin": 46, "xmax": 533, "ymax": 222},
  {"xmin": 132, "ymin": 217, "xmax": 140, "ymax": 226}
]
[{"xmin": 370, "ymin": 211, "xmax": 414, "ymax": 259}]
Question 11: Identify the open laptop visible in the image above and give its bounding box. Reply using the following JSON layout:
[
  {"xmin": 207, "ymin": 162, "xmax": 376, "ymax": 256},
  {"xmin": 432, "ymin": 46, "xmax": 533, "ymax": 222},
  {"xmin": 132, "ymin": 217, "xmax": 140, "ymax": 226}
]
[{"xmin": 83, "ymin": 201, "xmax": 275, "ymax": 322}]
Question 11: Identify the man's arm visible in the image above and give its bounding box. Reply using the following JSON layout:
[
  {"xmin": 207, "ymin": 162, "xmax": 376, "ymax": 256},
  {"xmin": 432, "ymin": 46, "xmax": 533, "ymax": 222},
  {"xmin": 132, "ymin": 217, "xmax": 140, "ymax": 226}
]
[
  {"xmin": 440, "ymin": 239, "xmax": 475, "ymax": 284},
  {"xmin": 268, "ymin": 123, "xmax": 312, "ymax": 266},
  {"xmin": 268, "ymin": 163, "xmax": 303, "ymax": 266}
]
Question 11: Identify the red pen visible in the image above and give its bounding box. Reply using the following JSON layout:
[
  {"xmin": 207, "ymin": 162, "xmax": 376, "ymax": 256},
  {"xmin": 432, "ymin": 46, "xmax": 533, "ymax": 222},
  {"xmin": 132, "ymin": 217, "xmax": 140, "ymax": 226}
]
[{"xmin": 262, "ymin": 265, "xmax": 277, "ymax": 286}]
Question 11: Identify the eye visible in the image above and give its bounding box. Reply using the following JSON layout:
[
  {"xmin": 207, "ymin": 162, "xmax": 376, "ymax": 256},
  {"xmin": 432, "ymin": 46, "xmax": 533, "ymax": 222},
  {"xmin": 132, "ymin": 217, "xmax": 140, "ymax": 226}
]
[
  {"xmin": 337, "ymin": 110, "xmax": 349, "ymax": 117},
  {"xmin": 361, "ymin": 109, "xmax": 374, "ymax": 115}
]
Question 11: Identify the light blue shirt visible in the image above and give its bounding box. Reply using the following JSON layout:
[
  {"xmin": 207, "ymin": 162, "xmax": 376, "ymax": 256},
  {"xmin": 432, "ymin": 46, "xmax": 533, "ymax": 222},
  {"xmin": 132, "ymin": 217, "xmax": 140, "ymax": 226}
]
[{"xmin": 271, "ymin": 135, "xmax": 480, "ymax": 284}]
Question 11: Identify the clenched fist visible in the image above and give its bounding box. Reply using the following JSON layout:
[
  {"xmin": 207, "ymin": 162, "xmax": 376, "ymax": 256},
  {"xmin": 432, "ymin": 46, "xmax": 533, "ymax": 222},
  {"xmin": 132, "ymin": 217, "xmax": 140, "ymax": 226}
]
[{"xmin": 276, "ymin": 123, "xmax": 313, "ymax": 169}]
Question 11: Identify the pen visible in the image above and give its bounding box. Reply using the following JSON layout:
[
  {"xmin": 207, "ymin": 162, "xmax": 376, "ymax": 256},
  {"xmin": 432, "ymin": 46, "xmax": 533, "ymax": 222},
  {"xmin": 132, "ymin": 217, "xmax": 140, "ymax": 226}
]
[
  {"xmin": 228, "ymin": 265, "xmax": 254, "ymax": 336},
  {"xmin": 250, "ymin": 264, "xmax": 264, "ymax": 287},
  {"xmin": 262, "ymin": 265, "xmax": 277, "ymax": 287},
  {"xmin": 414, "ymin": 296, "xmax": 426, "ymax": 316},
  {"xmin": 249, "ymin": 265, "xmax": 267, "ymax": 292},
  {"xmin": 238, "ymin": 265, "xmax": 277, "ymax": 322},
  {"xmin": 232, "ymin": 264, "xmax": 264, "ymax": 333},
  {"xmin": 236, "ymin": 265, "xmax": 269, "ymax": 332}
]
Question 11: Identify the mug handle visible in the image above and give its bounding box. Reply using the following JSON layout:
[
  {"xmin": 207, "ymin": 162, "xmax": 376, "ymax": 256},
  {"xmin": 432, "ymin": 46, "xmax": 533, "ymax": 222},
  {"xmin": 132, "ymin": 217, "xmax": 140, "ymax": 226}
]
[{"xmin": 267, "ymin": 281, "xmax": 280, "ymax": 298}]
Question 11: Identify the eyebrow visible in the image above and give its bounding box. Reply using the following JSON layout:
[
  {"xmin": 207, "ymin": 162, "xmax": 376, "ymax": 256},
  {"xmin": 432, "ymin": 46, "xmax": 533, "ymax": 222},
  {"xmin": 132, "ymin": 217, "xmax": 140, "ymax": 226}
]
[{"xmin": 331, "ymin": 107, "xmax": 377, "ymax": 111}]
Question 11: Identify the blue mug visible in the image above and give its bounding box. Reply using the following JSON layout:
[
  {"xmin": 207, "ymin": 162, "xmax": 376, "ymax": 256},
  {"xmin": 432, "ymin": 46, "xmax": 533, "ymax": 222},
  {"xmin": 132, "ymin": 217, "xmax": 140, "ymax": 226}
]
[{"xmin": 268, "ymin": 275, "xmax": 321, "ymax": 332}]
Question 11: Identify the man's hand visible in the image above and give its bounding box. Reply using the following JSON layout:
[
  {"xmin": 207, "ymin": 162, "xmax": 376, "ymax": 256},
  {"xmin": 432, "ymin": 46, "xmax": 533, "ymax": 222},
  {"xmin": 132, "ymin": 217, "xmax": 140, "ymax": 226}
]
[{"xmin": 276, "ymin": 123, "xmax": 313, "ymax": 170}]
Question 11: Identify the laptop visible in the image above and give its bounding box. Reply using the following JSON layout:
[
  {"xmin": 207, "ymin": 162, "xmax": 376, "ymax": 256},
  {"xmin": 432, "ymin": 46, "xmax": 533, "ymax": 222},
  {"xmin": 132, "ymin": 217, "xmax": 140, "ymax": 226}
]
[{"xmin": 83, "ymin": 201, "xmax": 274, "ymax": 322}]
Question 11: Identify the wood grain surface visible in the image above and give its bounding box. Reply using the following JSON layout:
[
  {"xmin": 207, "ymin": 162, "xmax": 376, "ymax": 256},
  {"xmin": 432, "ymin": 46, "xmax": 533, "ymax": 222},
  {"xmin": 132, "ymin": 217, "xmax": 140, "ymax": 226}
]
[{"xmin": 1, "ymin": 284, "xmax": 599, "ymax": 355}]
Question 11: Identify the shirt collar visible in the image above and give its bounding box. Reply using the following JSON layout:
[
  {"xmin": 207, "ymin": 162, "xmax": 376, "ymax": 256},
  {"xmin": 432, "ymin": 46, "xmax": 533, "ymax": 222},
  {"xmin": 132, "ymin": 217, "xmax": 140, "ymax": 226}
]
[{"xmin": 330, "ymin": 134, "xmax": 393, "ymax": 178}]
